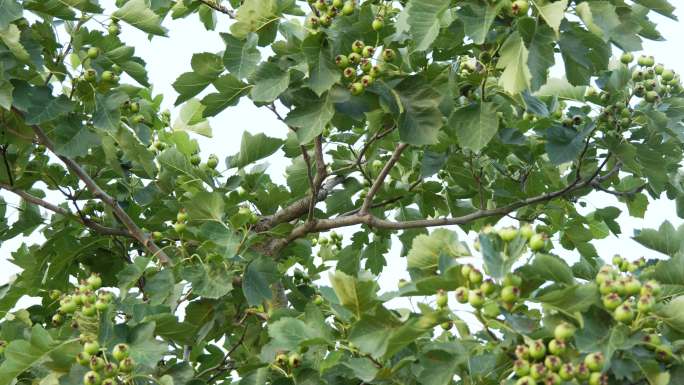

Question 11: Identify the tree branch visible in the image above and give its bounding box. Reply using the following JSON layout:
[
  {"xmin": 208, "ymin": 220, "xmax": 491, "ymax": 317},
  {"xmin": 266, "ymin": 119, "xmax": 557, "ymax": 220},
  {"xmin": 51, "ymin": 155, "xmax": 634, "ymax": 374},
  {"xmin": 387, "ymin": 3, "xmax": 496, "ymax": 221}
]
[
  {"xmin": 197, "ymin": 0, "xmax": 235, "ymax": 17},
  {"xmin": 0, "ymin": 183, "xmax": 129, "ymax": 237},
  {"xmin": 0, "ymin": 145, "xmax": 14, "ymax": 186},
  {"xmin": 360, "ymin": 143, "xmax": 408, "ymax": 214},
  {"xmin": 300, "ymin": 145, "xmax": 317, "ymax": 222},
  {"xmin": 23, "ymin": 119, "xmax": 172, "ymax": 265}
]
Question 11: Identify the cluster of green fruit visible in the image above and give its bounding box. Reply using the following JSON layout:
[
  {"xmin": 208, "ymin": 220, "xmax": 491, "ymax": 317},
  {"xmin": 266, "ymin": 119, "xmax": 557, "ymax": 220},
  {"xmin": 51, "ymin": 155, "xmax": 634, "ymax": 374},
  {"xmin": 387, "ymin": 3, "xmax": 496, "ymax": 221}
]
[
  {"xmin": 596, "ymin": 257, "xmax": 668, "ymax": 344},
  {"xmin": 620, "ymin": 52, "xmax": 681, "ymax": 103},
  {"xmin": 77, "ymin": 50, "xmax": 121, "ymax": 88},
  {"xmin": 335, "ymin": 40, "xmax": 395, "ymax": 96},
  {"xmin": 476, "ymin": 224, "xmax": 547, "ymax": 252},
  {"xmin": 173, "ymin": 208, "xmax": 188, "ymax": 233},
  {"xmin": 513, "ymin": 323, "xmax": 607, "ymax": 385},
  {"xmin": 187, "ymin": 151, "xmax": 219, "ymax": 169},
  {"xmin": 108, "ymin": 18, "xmax": 120, "ymax": 36},
  {"xmin": 305, "ymin": 0, "xmax": 357, "ymax": 28},
  {"xmin": 53, "ymin": 273, "xmax": 112, "ymax": 328},
  {"xmin": 313, "ymin": 231, "xmax": 342, "ymax": 249},
  {"xmin": 77, "ymin": 340, "xmax": 135, "ymax": 385},
  {"xmin": 274, "ymin": 351, "xmax": 302, "ymax": 372}
]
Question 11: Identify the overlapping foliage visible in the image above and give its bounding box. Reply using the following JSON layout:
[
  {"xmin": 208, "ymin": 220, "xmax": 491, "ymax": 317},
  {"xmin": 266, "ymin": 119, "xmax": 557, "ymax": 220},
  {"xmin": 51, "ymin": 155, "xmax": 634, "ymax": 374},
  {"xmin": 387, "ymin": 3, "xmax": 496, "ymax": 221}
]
[{"xmin": 1, "ymin": 0, "xmax": 684, "ymax": 384}]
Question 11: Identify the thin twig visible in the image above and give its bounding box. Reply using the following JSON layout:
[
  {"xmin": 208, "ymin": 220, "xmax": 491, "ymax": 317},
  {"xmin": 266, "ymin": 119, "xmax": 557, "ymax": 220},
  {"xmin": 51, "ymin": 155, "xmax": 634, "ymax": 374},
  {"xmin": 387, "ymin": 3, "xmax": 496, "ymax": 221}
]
[
  {"xmin": 360, "ymin": 143, "xmax": 408, "ymax": 214},
  {"xmin": 197, "ymin": 0, "xmax": 236, "ymax": 18}
]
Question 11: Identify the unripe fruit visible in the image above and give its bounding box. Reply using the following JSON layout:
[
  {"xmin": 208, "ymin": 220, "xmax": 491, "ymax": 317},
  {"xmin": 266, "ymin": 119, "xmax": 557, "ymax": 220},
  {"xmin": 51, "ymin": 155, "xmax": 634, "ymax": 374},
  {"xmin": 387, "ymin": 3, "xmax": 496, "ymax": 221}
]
[
  {"xmin": 84, "ymin": 69, "xmax": 97, "ymax": 82},
  {"xmin": 102, "ymin": 379, "xmax": 115, "ymax": 385},
  {"xmin": 454, "ymin": 287, "xmax": 469, "ymax": 303},
  {"xmin": 101, "ymin": 71, "xmax": 115, "ymax": 82},
  {"xmin": 83, "ymin": 371, "xmax": 101, "ymax": 385},
  {"xmin": 612, "ymin": 255, "xmax": 623, "ymax": 266},
  {"xmin": 174, "ymin": 222, "xmax": 187, "ymax": 233},
  {"xmin": 95, "ymin": 299, "xmax": 109, "ymax": 311},
  {"xmin": 511, "ymin": 0, "xmax": 530, "ymax": 16},
  {"xmin": 349, "ymin": 82, "xmax": 364, "ymax": 95},
  {"xmin": 520, "ymin": 224, "xmax": 534, "ymax": 239},
  {"xmin": 341, "ymin": 1, "xmax": 354, "ymax": 15},
  {"xmin": 554, "ymin": 322, "xmax": 575, "ymax": 341},
  {"xmin": 372, "ymin": 18, "xmax": 384, "ymax": 31},
  {"xmin": 103, "ymin": 362, "xmax": 118, "ymax": 378},
  {"xmin": 86, "ymin": 274, "xmax": 102, "ymax": 290},
  {"xmin": 436, "ymin": 290, "xmax": 448, "ymax": 308},
  {"xmin": 643, "ymin": 333, "xmax": 661, "ymax": 347},
  {"xmin": 468, "ymin": 289, "xmax": 485, "ymax": 308},
  {"xmin": 528, "ymin": 233, "xmax": 545, "ymax": 251},
  {"xmin": 514, "ymin": 359, "xmax": 530, "ymax": 376},
  {"xmin": 332, "ymin": 0, "xmax": 343, "ymax": 8},
  {"xmin": 351, "ymin": 40, "xmax": 364, "ymax": 53},
  {"xmin": 359, "ymin": 58, "xmax": 372, "ymax": 73},
  {"xmin": 589, "ymin": 372, "xmax": 608, "ymax": 385},
  {"xmin": 119, "ymin": 357, "xmax": 135, "ymax": 373},
  {"xmin": 440, "ymin": 321, "xmax": 452, "ymax": 330},
  {"xmin": 599, "ymin": 279, "xmax": 617, "ymax": 295},
  {"xmin": 575, "ymin": 363, "xmax": 590, "ymax": 380},
  {"xmin": 319, "ymin": 14, "xmax": 332, "ymax": 26},
  {"xmin": 544, "ymin": 355, "xmax": 561, "ymax": 372},
  {"xmin": 461, "ymin": 264, "xmax": 474, "ymax": 278},
  {"xmin": 289, "ymin": 352, "xmax": 302, "ymax": 368},
  {"xmin": 602, "ymin": 293, "xmax": 621, "ymax": 310},
  {"xmin": 108, "ymin": 23, "xmax": 120, "ymax": 35},
  {"xmin": 498, "ymin": 227, "xmax": 518, "ymax": 241},
  {"xmin": 614, "ymin": 303, "xmax": 635, "ymax": 323},
  {"xmin": 369, "ymin": 65, "xmax": 382, "ymax": 78},
  {"xmin": 112, "ymin": 344, "xmax": 129, "ymax": 361},
  {"xmin": 190, "ymin": 154, "xmax": 201, "ymax": 166},
  {"xmin": 624, "ymin": 277, "xmax": 641, "ymax": 295},
  {"xmin": 515, "ymin": 345, "xmax": 530, "ymax": 360},
  {"xmin": 207, "ymin": 155, "xmax": 219, "ymax": 169},
  {"xmin": 501, "ymin": 286, "xmax": 520, "ymax": 303},
  {"xmin": 544, "ymin": 373, "xmax": 561, "ymax": 385},
  {"xmin": 382, "ymin": 48, "xmax": 396, "ymax": 62},
  {"xmin": 548, "ymin": 339, "xmax": 566, "ymax": 355},
  {"xmin": 641, "ymin": 280, "xmax": 662, "ymax": 296},
  {"xmin": 51, "ymin": 313, "xmax": 63, "ymax": 325},
  {"xmin": 87, "ymin": 47, "xmax": 100, "ymax": 59},
  {"xmin": 516, "ymin": 376, "xmax": 536, "ymax": 385},
  {"xmin": 60, "ymin": 298, "xmax": 77, "ymax": 314},
  {"xmin": 529, "ymin": 339, "xmax": 546, "ymax": 360},
  {"xmin": 584, "ymin": 352, "xmax": 604, "ymax": 372},
  {"xmin": 656, "ymin": 345, "xmax": 672, "ymax": 361},
  {"xmin": 530, "ymin": 362, "xmax": 547, "ymax": 379},
  {"xmin": 89, "ymin": 356, "xmax": 104, "ymax": 370},
  {"xmin": 275, "ymin": 352, "xmax": 288, "ymax": 366},
  {"xmin": 361, "ymin": 46, "xmax": 375, "ymax": 58},
  {"xmin": 343, "ymin": 67, "xmax": 356, "ymax": 79},
  {"xmin": 662, "ymin": 69, "xmax": 675, "ymax": 82},
  {"xmin": 559, "ymin": 363, "xmax": 574, "ymax": 380},
  {"xmin": 480, "ymin": 279, "xmax": 496, "ymax": 296},
  {"xmin": 637, "ymin": 295, "xmax": 654, "ymax": 313},
  {"xmin": 83, "ymin": 341, "xmax": 100, "ymax": 355},
  {"xmin": 335, "ymin": 55, "xmax": 349, "ymax": 68},
  {"xmin": 468, "ymin": 269, "xmax": 483, "ymax": 284},
  {"xmin": 620, "ymin": 52, "xmax": 633, "ymax": 64},
  {"xmin": 503, "ymin": 274, "xmax": 523, "ymax": 287},
  {"xmin": 76, "ymin": 352, "xmax": 91, "ymax": 366}
]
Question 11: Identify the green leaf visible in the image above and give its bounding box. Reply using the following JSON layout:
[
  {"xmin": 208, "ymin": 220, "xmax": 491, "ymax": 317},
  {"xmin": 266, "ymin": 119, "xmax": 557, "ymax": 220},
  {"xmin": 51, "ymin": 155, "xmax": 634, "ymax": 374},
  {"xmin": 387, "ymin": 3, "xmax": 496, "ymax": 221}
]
[
  {"xmin": 222, "ymin": 32, "xmax": 261, "ymax": 79},
  {"xmin": 0, "ymin": 325, "xmax": 78, "ymax": 385},
  {"xmin": 657, "ymin": 295, "xmax": 684, "ymax": 332},
  {"xmin": 496, "ymin": 31, "xmax": 531, "ymax": 94},
  {"xmin": 0, "ymin": 24, "xmax": 29, "ymax": 61},
  {"xmin": 530, "ymin": 0, "xmax": 568, "ymax": 35},
  {"xmin": 456, "ymin": 1, "xmax": 501, "ymax": 45},
  {"xmin": 201, "ymin": 74, "xmax": 251, "ymax": 117},
  {"xmin": 128, "ymin": 322, "xmax": 168, "ymax": 367},
  {"xmin": 173, "ymin": 99, "xmax": 212, "ymax": 137},
  {"xmin": 268, "ymin": 317, "xmax": 326, "ymax": 351},
  {"xmin": 526, "ymin": 23, "xmax": 556, "ymax": 91},
  {"xmin": 405, "ymin": 0, "xmax": 450, "ymax": 51},
  {"xmin": 181, "ymin": 262, "xmax": 233, "ymax": 299},
  {"xmin": 185, "ymin": 191, "xmax": 225, "ymax": 222},
  {"xmin": 329, "ymin": 271, "xmax": 380, "ymax": 318},
  {"xmin": 534, "ymin": 283, "xmax": 599, "ymax": 314},
  {"xmin": 479, "ymin": 234, "xmax": 521, "ymax": 279},
  {"xmin": 227, "ymin": 131, "xmax": 284, "ymax": 168},
  {"xmin": 113, "ymin": 0, "xmax": 168, "ymax": 36},
  {"xmin": 633, "ymin": 0, "xmax": 676, "ymax": 19},
  {"xmin": 575, "ymin": 1, "xmax": 642, "ymax": 51},
  {"xmin": 545, "ymin": 123, "xmax": 593, "ymax": 165},
  {"xmin": 527, "ymin": 254, "xmax": 575, "ymax": 284},
  {"xmin": 172, "ymin": 72, "xmax": 213, "ymax": 105},
  {"xmin": 51, "ymin": 116, "xmax": 101, "ymax": 158},
  {"xmin": 394, "ymin": 76, "xmax": 443, "ymax": 146},
  {"xmin": 535, "ymin": 78, "xmax": 587, "ymax": 101},
  {"xmin": 242, "ymin": 256, "xmax": 279, "ymax": 306},
  {"xmin": 230, "ymin": 0, "xmax": 279, "ymax": 39},
  {"xmin": 191, "ymin": 52, "xmax": 223, "ymax": 79},
  {"xmin": 0, "ymin": 80, "xmax": 12, "ymax": 110},
  {"xmin": 448, "ymin": 102, "xmax": 498, "ymax": 152},
  {"xmin": 302, "ymin": 34, "xmax": 340, "ymax": 96},
  {"xmin": 93, "ymin": 91, "xmax": 129, "ymax": 132},
  {"xmin": 12, "ymin": 83, "xmax": 74, "ymax": 125},
  {"xmin": 117, "ymin": 257, "xmax": 150, "ymax": 298},
  {"xmin": 559, "ymin": 24, "xmax": 610, "ymax": 86},
  {"xmin": 633, "ymin": 221, "xmax": 684, "ymax": 257},
  {"xmin": 250, "ymin": 62, "xmax": 289, "ymax": 103},
  {"xmin": 285, "ymin": 96, "xmax": 334, "ymax": 144},
  {"xmin": 407, "ymin": 229, "xmax": 469, "ymax": 271},
  {"xmin": 0, "ymin": 0, "xmax": 22, "ymax": 30}
]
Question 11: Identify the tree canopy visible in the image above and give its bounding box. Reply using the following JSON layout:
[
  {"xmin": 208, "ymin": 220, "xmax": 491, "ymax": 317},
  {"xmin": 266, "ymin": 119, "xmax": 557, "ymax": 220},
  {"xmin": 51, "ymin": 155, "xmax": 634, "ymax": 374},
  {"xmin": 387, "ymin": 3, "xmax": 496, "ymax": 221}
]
[{"xmin": 1, "ymin": 0, "xmax": 684, "ymax": 384}]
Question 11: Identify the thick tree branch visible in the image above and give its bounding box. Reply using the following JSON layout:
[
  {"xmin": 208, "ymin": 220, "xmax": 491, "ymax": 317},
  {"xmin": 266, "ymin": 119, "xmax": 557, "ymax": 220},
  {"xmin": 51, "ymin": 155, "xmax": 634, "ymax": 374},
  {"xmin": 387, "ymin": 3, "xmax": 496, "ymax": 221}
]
[
  {"xmin": 0, "ymin": 183, "xmax": 129, "ymax": 237},
  {"xmin": 300, "ymin": 145, "xmax": 317, "ymax": 222},
  {"xmin": 24, "ymin": 121, "xmax": 172, "ymax": 265},
  {"xmin": 360, "ymin": 143, "xmax": 408, "ymax": 214}
]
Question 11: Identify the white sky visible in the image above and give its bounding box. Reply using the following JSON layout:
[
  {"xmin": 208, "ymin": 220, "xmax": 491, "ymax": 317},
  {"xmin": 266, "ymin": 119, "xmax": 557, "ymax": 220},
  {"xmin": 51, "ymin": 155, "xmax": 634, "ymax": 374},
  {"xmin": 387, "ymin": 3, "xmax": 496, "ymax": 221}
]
[{"xmin": 1, "ymin": 3, "xmax": 683, "ymax": 313}]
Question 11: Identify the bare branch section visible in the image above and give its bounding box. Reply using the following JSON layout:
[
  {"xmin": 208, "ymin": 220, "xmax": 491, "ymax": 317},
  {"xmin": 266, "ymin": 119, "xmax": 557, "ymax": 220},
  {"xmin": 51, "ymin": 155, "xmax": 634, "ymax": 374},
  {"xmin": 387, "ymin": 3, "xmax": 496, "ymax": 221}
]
[
  {"xmin": 197, "ymin": 0, "xmax": 235, "ymax": 17},
  {"xmin": 360, "ymin": 143, "xmax": 408, "ymax": 214},
  {"xmin": 0, "ymin": 183, "xmax": 129, "ymax": 237},
  {"xmin": 23, "ymin": 120, "xmax": 172, "ymax": 265}
]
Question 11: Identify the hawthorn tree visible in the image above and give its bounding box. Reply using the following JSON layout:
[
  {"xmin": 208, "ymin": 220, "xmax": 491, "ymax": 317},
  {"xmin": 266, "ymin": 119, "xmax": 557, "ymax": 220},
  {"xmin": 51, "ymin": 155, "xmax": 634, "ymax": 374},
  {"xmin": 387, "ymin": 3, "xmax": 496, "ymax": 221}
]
[{"xmin": 1, "ymin": 0, "xmax": 684, "ymax": 384}]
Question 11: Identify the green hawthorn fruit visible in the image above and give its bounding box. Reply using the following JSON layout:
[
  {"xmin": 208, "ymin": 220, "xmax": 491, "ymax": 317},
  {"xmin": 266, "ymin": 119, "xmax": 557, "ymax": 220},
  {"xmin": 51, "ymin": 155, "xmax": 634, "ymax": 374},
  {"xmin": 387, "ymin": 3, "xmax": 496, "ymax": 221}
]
[
  {"xmin": 111, "ymin": 64, "xmax": 122, "ymax": 75},
  {"xmin": 84, "ymin": 69, "xmax": 97, "ymax": 82},
  {"xmin": 119, "ymin": 357, "xmax": 135, "ymax": 372},
  {"xmin": 514, "ymin": 359, "xmax": 530, "ymax": 376},
  {"xmin": 89, "ymin": 356, "xmax": 104, "ymax": 370},
  {"xmin": 545, "ymin": 373, "xmax": 561, "ymax": 385},
  {"xmin": 87, "ymin": 47, "xmax": 100, "ymax": 59},
  {"xmin": 102, "ymin": 379, "xmax": 115, "ymax": 385},
  {"xmin": 645, "ymin": 78, "xmax": 658, "ymax": 90},
  {"xmin": 341, "ymin": 0, "xmax": 354, "ymax": 15},
  {"xmin": 662, "ymin": 69, "xmax": 675, "ymax": 82},
  {"xmin": 612, "ymin": 255, "xmax": 623, "ymax": 266},
  {"xmin": 554, "ymin": 322, "xmax": 575, "ymax": 341},
  {"xmin": 529, "ymin": 339, "xmax": 546, "ymax": 360},
  {"xmin": 319, "ymin": 14, "xmax": 332, "ymax": 26},
  {"xmin": 454, "ymin": 286, "xmax": 469, "ymax": 303},
  {"xmin": 83, "ymin": 341, "xmax": 100, "ymax": 355},
  {"xmin": 468, "ymin": 289, "xmax": 485, "ymax": 308},
  {"xmin": 372, "ymin": 18, "xmax": 384, "ymax": 31},
  {"xmin": 614, "ymin": 302, "xmax": 635, "ymax": 323},
  {"xmin": 361, "ymin": 46, "xmax": 375, "ymax": 58},
  {"xmin": 314, "ymin": 0, "xmax": 327, "ymax": 11},
  {"xmin": 190, "ymin": 154, "xmax": 201, "ymax": 166},
  {"xmin": 529, "ymin": 362, "xmax": 547, "ymax": 379},
  {"xmin": 503, "ymin": 274, "xmax": 523, "ymax": 287},
  {"xmin": 480, "ymin": 279, "xmax": 496, "ymax": 296},
  {"xmin": 289, "ymin": 352, "xmax": 302, "ymax": 368},
  {"xmin": 548, "ymin": 339, "xmax": 566, "ymax": 355},
  {"xmin": 76, "ymin": 352, "xmax": 91, "ymax": 366},
  {"xmin": 528, "ymin": 233, "xmax": 545, "ymax": 251},
  {"xmin": 382, "ymin": 48, "xmax": 396, "ymax": 62},
  {"xmin": 498, "ymin": 227, "xmax": 518, "ymax": 241},
  {"xmin": 101, "ymin": 70, "xmax": 115, "ymax": 82},
  {"xmin": 349, "ymin": 82, "xmax": 364, "ymax": 95},
  {"xmin": 94, "ymin": 299, "xmax": 109, "ymax": 311},
  {"xmin": 656, "ymin": 345, "xmax": 672, "ymax": 361},
  {"xmin": 637, "ymin": 55, "xmax": 650, "ymax": 66},
  {"xmin": 482, "ymin": 302, "xmax": 500, "ymax": 318},
  {"xmin": 559, "ymin": 363, "xmax": 574, "ymax": 380},
  {"xmin": 348, "ymin": 52, "xmax": 362, "ymax": 65},
  {"xmin": 332, "ymin": 0, "xmax": 343, "ymax": 7},
  {"xmin": 602, "ymin": 293, "xmax": 621, "ymax": 310},
  {"xmin": 511, "ymin": 0, "xmax": 529, "ymax": 16},
  {"xmin": 440, "ymin": 321, "xmax": 452, "ymax": 330},
  {"xmin": 575, "ymin": 363, "xmax": 590, "ymax": 380},
  {"xmin": 641, "ymin": 280, "xmax": 662, "ymax": 296},
  {"xmin": 436, "ymin": 290, "xmax": 448, "ymax": 308},
  {"xmin": 584, "ymin": 352, "xmax": 604, "ymax": 372},
  {"xmin": 360, "ymin": 58, "xmax": 372, "ymax": 73},
  {"xmin": 86, "ymin": 274, "xmax": 102, "ymax": 290},
  {"xmin": 108, "ymin": 23, "xmax": 120, "ymax": 35},
  {"xmin": 620, "ymin": 52, "xmax": 634, "ymax": 64},
  {"xmin": 637, "ymin": 295, "xmax": 654, "ymax": 313},
  {"xmin": 112, "ymin": 344, "xmax": 129, "ymax": 361},
  {"xmin": 335, "ymin": 55, "xmax": 349, "ymax": 68},
  {"xmin": 313, "ymin": 295, "xmax": 323, "ymax": 305},
  {"xmin": 599, "ymin": 279, "xmax": 617, "ymax": 295},
  {"xmin": 545, "ymin": 355, "xmax": 561, "ymax": 372},
  {"xmin": 515, "ymin": 344, "xmax": 530, "ymax": 359},
  {"xmin": 177, "ymin": 210, "xmax": 188, "ymax": 223},
  {"xmin": 468, "ymin": 269, "xmax": 483, "ymax": 284},
  {"xmin": 174, "ymin": 222, "xmax": 186, "ymax": 233},
  {"xmin": 207, "ymin": 155, "xmax": 219, "ymax": 169},
  {"xmin": 589, "ymin": 372, "xmax": 607, "ymax": 385},
  {"xmin": 516, "ymin": 376, "xmax": 536, "ymax": 385},
  {"xmin": 83, "ymin": 371, "xmax": 101, "ymax": 385},
  {"xmin": 520, "ymin": 224, "xmax": 534, "ymax": 239},
  {"xmin": 501, "ymin": 286, "xmax": 520, "ymax": 303},
  {"xmin": 461, "ymin": 264, "xmax": 474, "ymax": 278},
  {"xmin": 369, "ymin": 65, "xmax": 382, "ymax": 78},
  {"xmin": 60, "ymin": 297, "xmax": 77, "ymax": 314},
  {"xmin": 275, "ymin": 352, "xmax": 288, "ymax": 366},
  {"xmin": 52, "ymin": 313, "xmax": 63, "ymax": 325},
  {"xmin": 624, "ymin": 277, "xmax": 641, "ymax": 295},
  {"xmin": 50, "ymin": 289, "xmax": 62, "ymax": 300},
  {"xmin": 103, "ymin": 362, "xmax": 118, "ymax": 378},
  {"xmin": 352, "ymin": 40, "xmax": 364, "ymax": 53},
  {"xmin": 643, "ymin": 333, "xmax": 661, "ymax": 347},
  {"xmin": 343, "ymin": 67, "xmax": 356, "ymax": 79}
]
